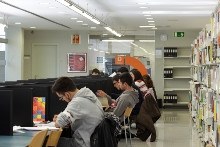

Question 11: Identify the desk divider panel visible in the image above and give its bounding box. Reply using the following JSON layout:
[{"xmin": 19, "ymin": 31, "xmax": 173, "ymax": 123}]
[
  {"xmin": 0, "ymin": 90, "xmax": 13, "ymax": 135},
  {"xmin": 0, "ymin": 86, "xmax": 33, "ymax": 127}
]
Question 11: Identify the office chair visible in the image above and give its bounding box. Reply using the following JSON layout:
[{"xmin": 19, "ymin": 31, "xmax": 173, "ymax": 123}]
[{"xmin": 123, "ymin": 107, "xmax": 133, "ymax": 147}]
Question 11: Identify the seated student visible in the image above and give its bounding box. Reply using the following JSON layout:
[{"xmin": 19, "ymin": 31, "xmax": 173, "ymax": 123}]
[
  {"xmin": 96, "ymin": 72, "xmax": 139, "ymax": 122},
  {"xmin": 117, "ymin": 67, "xmax": 144, "ymax": 119},
  {"xmin": 52, "ymin": 77, "xmax": 104, "ymax": 147},
  {"xmin": 136, "ymin": 74, "xmax": 160, "ymax": 142},
  {"xmin": 91, "ymin": 68, "xmax": 100, "ymax": 75}
]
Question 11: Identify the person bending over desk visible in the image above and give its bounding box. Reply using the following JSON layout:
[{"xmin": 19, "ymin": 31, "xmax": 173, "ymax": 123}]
[
  {"xmin": 52, "ymin": 77, "xmax": 104, "ymax": 147},
  {"xmin": 96, "ymin": 72, "xmax": 139, "ymax": 122}
]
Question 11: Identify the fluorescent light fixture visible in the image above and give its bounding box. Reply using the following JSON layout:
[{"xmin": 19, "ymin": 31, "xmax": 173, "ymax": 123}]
[
  {"xmin": 139, "ymin": 40, "xmax": 155, "ymax": 42},
  {"xmin": 130, "ymin": 42, "xmax": 138, "ymax": 47},
  {"xmin": 49, "ymin": 6, "xmax": 56, "ymax": 9},
  {"xmin": 149, "ymin": 23, "xmax": 155, "ymax": 25},
  {"xmin": 15, "ymin": 22, "xmax": 21, "ymax": 25},
  {"xmin": 143, "ymin": 11, "xmax": 212, "ymax": 15},
  {"xmin": 140, "ymin": 7, "xmax": 148, "ymax": 9},
  {"xmin": 152, "ymin": 27, "xmax": 157, "ymax": 30},
  {"xmin": 104, "ymin": 27, "xmax": 122, "ymax": 37},
  {"xmin": 102, "ymin": 34, "xmax": 108, "ymax": 35},
  {"xmin": 56, "ymin": 0, "xmax": 100, "ymax": 24},
  {"xmin": 82, "ymin": 23, "xmax": 88, "ymax": 26},
  {"xmin": 76, "ymin": 20, "xmax": 83, "ymax": 23},
  {"xmin": 139, "ymin": 25, "xmax": 155, "ymax": 28},
  {"xmin": 90, "ymin": 27, "xmax": 96, "ymax": 29},
  {"xmin": 102, "ymin": 39, "xmax": 134, "ymax": 42},
  {"xmin": 71, "ymin": 17, "xmax": 77, "ymax": 20},
  {"xmin": 137, "ymin": 2, "xmax": 147, "ymax": 5},
  {"xmin": 144, "ymin": 14, "xmax": 151, "ymax": 17},
  {"xmin": 99, "ymin": 51, "xmax": 104, "ymax": 53},
  {"xmin": 146, "ymin": 18, "xmax": 153, "ymax": 20},
  {"xmin": 106, "ymin": 52, "xmax": 110, "ymax": 54},
  {"xmin": 148, "ymin": 21, "xmax": 155, "ymax": 22},
  {"xmin": 93, "ymin": 49, "xmax": 98, "ymax": 51},
  {"xmin": 30, "ymin": 27, "xmax": 36, "ymax": 29},
  {"xmin": 145, "ymin": 2, "xmax": 217, "ymax": 5}
]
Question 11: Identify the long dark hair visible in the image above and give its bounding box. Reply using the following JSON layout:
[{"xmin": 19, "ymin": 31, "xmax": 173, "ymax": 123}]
[
  {"xmin": 143, "ymin": 74, "xmax": 157, "ymax": 99},
  {"xmin": 130, "ymin": 69, "xmax": 144, "ymax": 81}
]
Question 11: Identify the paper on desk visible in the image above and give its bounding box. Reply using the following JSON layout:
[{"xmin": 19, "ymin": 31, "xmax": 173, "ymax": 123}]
[
  {"xmin": 35, "ymin": 122, "xmax": 55, "ymax": 127},
  {"xmin": 21, "ymin": 126, "xmax": 59, "ymax": 131}
]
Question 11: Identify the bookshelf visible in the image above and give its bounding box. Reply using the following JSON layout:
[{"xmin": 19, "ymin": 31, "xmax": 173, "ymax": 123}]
[
  {"xmin": 190, "ymin": 4, "xmax": 220, "ymax": 146},
  {"xmin": 163, "ymin": 47, "xmax": 191, "ymax": 107}
]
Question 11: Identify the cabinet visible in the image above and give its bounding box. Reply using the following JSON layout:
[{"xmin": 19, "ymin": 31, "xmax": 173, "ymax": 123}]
[{"xmin": 163, "ymin": 47, "xmax": 191, "ymax": 107}]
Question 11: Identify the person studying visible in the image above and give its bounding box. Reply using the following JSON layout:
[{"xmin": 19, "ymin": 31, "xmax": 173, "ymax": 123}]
[{"xmin": 51, "ymin": 77, "xmax": 104, "ymax": 147}]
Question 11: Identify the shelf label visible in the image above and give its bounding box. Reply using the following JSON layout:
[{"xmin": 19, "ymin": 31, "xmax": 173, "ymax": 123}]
[{"xmin": 174, "ymin": 32, "xmax": 184, "ymax": 37}]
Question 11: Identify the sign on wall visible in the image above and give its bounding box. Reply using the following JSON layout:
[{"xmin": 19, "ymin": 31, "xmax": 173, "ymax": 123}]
[
  {"xmin": 174, "ymin": 32, "xmax": 184, "ymax": 37},
  {"xmin": 71, "ymin": 34, "xmax": 80, "ymax": 44}
]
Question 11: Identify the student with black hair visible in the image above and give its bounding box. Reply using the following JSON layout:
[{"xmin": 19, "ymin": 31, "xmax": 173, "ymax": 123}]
[{"xmin": 52, "ymin": 77, "xmax": 104, "ymax": 147}]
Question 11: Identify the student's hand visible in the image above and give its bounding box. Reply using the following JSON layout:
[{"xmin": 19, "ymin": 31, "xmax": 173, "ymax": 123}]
[
  {"xmin": 53, "ymin": 114, "xmax": 58, "ymax": 122},
  {"xmin": 96, "ymin": 90, "xmax": 107, "ymax": 97}
]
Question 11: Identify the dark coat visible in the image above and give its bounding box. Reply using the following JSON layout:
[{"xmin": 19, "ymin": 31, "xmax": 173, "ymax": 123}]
[
  {"xmin": 90, "ymin": 113, "xmax": 121, "ymax": 147},
  {"xmin": 136, "ymin": 93, "xmax": 161, "ymax": 141}
]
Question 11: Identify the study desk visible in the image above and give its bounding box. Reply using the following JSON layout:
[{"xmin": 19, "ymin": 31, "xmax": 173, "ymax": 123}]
[{"xmin": 0, "ymin": 131, "xmax": 35, "ymax": 147}]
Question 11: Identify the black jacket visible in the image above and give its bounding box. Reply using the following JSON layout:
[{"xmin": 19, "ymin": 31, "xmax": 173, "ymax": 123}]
[{"xmin": 90, "ymin": 113, "xmax": 121, "ymax": 147}]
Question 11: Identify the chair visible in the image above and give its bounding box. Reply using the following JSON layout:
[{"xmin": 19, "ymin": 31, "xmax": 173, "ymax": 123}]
[
  {"xmin": 45, "ymin": 128, "xmax": 63, "ymax": 147},
  {"xmin": 26, "ymin": 129, "xmax": 48, "ymax": 147},
  {"xmin": 123, "ymin": 107, "xmax": 133, "ymax": 147}
]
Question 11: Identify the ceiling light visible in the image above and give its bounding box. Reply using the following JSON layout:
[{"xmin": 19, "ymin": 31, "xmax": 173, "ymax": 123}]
[
  {"xmin": 102, "ymin": 39, "xmax": 134, "ymax": 42},
  {"xmin": 106, "ymin": 52, "xmax": 110, "ymax": 54},
  {"xmin": 146, "ymin": 18, "xmax": 153, "ymax": 20},
  {"xmin": 102, "ymin": 34, "xmax": 108, "ymax": 35},
  {"xmin": 49, "ymin": 6, "xmax": 56, "ymax": 9},
  {"xmin": 144, "ymin": 14, "xmax": 151, "ymax": 17},
  {"xmin": 99, "ymin": 51, "xmax": 104, "ymax": 53},
  {"xmin": 104, "ymin": 27, "xmax": 122, "ymax": 37},
  {"xmin": 82, "ymin": 24, "xmax": 88, "ymax": 26},
  {"xmin": 143, "ymin": 11, "xmax": 212, "ymax": 15},
  {"xmin": 30, "ymin": 27, "xmax": 36, "ymax": 29},
  {"xmin": 139, "ymin": 40, "xmax": 155, "ymax": 42},
  {"xmin": 15, "ymin": 22, "xmax": 21, "ymax": 25},
  {"xmin": 94, "ymin": 49, "xmax": 98, "ymax": 51},
  {"xmin": 137, "ymin": 2, "xmax": 147, "ymax": 5},
  {"xmin": 139, "ymin": 25, "xmax": 155, "ymax": 28},
  {"xmin": 149, "ymin": 23, "xmax": 155, "ymax": 25},
  {"xmin": 39, "ymin": 2, "xmax": 49, "ymax": 5},
  {"xmin": 56, "ymin": 0, "xmax": 100, "ymax": 24},
  {"xmin": 152, "ymin": 27, "xmax": 157, "ymax": 29},
  {"xmin": 90, "ymin": 27, "xmax": 96, "ymax": 29},
  {"xmin": 140, "ymin": 7, "xmax": 148, "ymax": 9},
  {"xmin": 130, "ymin": 42, "xmax": 138, "ymax": 47},
  {"xmin": 71, "ymin": 17, "xmax": 77, "ymax": 20},
  {"xmin": 76, "ymin": 20, "xmax": 83, "ymax": 23},
  {"xmin": 148, "ymin": 21, "xmax": 155, "ymax": 22}
]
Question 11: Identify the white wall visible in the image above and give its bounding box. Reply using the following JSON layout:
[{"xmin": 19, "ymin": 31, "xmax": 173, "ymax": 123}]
[
  {"xmin": 5, "ymin": 26, "xmax": 24, "ymax": 81},
  {"xmin": 24, "ymin": 30, "xmax": 89, "ymax": 79}
]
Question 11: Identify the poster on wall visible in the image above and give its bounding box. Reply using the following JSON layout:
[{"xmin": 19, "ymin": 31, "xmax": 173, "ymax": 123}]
[
  {"xmin": 68, "ymin": 53, "xmax": 87, "ymax": 72},
  {"xmin": 71, "ymin": 34, "xmax": 80, "ymax": 44},
  {"xmin": 33, "ymin": 97, "xmax": 46, "ymax": 122}
]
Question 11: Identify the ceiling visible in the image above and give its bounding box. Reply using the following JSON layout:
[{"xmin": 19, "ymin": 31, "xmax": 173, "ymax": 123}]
[{"xmin": 0, "ymin": 0, "xmax": 218, "ymax": 36}]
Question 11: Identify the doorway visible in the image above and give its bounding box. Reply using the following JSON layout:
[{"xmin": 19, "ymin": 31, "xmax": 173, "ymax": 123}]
[{"xmin": 31, "ymin": 44, "xmax": 58, "ymax": 79}]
